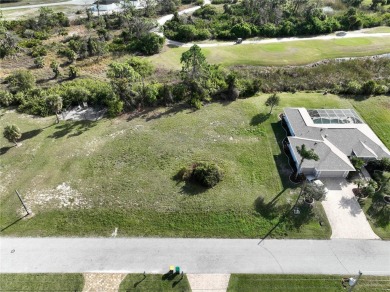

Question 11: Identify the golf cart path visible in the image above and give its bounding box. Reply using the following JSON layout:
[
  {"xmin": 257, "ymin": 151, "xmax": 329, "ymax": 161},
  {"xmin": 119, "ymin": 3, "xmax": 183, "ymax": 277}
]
[
  {"xmin": 321, "ymin": 178, "xmax": 380, "ymax": 240},
  {"xmin": 1, "ymin": 238, "xmax": 389, "ymax": 275}
]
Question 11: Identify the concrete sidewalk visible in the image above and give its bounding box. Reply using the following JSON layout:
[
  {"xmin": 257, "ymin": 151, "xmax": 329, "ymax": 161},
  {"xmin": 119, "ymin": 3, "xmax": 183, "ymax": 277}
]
[{"xmin": 1, "ymin": 238, "xmax": 389, "ymax": 275}]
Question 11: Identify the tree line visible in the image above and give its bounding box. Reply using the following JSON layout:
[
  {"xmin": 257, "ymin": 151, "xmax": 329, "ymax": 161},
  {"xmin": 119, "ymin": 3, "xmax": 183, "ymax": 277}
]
[{"xmin": 164, "ymin": 1, "xmax": 390, "ymax": 42}]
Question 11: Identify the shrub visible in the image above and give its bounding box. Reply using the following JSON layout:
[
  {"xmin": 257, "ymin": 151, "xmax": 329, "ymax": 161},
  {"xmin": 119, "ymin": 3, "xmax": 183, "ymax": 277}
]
[
  {"xmin": 106, "ymin": 98, "xmax": 123, "ymax": 117},
  {"xmin": 176, "ymin": 162, "xmax": 223, "ymax": 188},
  {"xmin": 68, "ymin": 65, "xmax": 79, "ymax": 79},
  {"xmin": 192, "ymin": 162, "xmax": 223, "ymax": 187},
  {"xmin": 196, "ymin": 0, "xmax": 204, "ymax": 5},
  {"xmin": 362, "ymin": 185, "xmax": 375, "ymax": 197},
  {"xmin": 135, "ymin": 33, "xmax": 165, "ymax": 55},
  {"xmin": 33, "ymin": 31, "xmax": 50, "ymax": 40},
  {"xmin": 231, "ymin": 22, "xmax": 252, "ymax": 39},
  {"xmin": 0, "ymin": 90, "xmax": 15, "ymax": 107},
  {"xmin": 5, "ymin": 70, "xmax": 36, "ymax": 93},
  {"xmin": 31, "ymin": 45, "xmax": 47, "ymax": 57},
  {"xmin": 18, "ymin": 38, "xmax": 41, "ymax": 48},
  {"xmin": 351, "ymin": 156, "xmax": 365, "ymax": 171},
  {"xmin": 361, "ymin": 80, "xmax": 377, "ymax": 95},
  {"xmin": 34, "ymin": 56, "xmax": 45, "ymax": 68},
  {"xmin": 345, "ymin": 80, "xmax": 362, "ymax": 94}
]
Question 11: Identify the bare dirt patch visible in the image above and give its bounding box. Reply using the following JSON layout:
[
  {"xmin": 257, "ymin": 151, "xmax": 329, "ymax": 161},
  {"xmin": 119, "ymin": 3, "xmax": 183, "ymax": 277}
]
[{"xmin": 22, "ymin": 182, "xmax": 91, "ymax": 215}]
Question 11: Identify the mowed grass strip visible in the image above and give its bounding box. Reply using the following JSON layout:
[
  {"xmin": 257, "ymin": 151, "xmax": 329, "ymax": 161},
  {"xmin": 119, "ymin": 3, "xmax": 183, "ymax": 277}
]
[
  {"xmin": 151, "ymin": 36, "xmax": 390, "ymax": 69},
  {"xmin": 227, "ymin": 274, "xmax": 390, "ymax": 292},
  {"xmin": 0, "ymin": 273, "xmax": 84, "ymax": 291},
  {"xmin": 0, "ymin": 93, "xmax": 388, "ymax": 238},
  {"xmin": 118, "ymin": 274, "xmax": 191, "ymax": 292}
]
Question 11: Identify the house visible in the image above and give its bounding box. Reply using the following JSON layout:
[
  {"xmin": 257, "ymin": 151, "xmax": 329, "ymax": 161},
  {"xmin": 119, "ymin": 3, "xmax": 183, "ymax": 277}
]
[
  {"xmin": 283, "ymin": 107, "xmax": 390, "ymax": 179},
  {"xmin": 90, "ymin": 0, "xmax": 141, "ymax": 12}
]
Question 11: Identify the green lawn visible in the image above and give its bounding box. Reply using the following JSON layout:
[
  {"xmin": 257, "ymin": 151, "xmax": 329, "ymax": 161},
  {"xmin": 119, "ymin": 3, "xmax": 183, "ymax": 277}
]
[
  {"xmin": 0, "ymin": 93, "xmax": 389, "ymax": 238},
  {"xmin": 0, "ymin": 273, "xmax": 84, "ymax": 291},
  {"xmin": 119, "ymin": 274, "xmax": 191, "ymax": 291},
  {"xmin": 227, "ymin": 274, "xmax": 390, "ymax": 292},
  {"xmin": 151, "ymin": 36, "xmax": 390, "ymax": 70}
]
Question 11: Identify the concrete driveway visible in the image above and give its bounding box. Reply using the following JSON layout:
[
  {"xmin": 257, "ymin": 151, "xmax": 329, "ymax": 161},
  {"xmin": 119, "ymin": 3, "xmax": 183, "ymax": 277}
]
[{"xmin": 321, "ymin": 178, "xmax": 380, "ymax": 240}]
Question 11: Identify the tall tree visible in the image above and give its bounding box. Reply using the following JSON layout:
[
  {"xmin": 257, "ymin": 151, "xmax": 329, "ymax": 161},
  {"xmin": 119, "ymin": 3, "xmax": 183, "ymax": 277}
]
[
  {"xmin": 295, "ymin": 144, "xmax": 319, "ymax": 179},
  {"xmin": 3, "ymin": 124, "xmax": 22, "ymax": 146},
  {"xmin": 180, "ymin": 44, "xmax": 210, "ymax": 107},
  {"xmin": 107, "ymin": 61, "xmax": 141, "ymax": 108},
  {"xmin": 47, "ymin": 95, "xmax": 63, "ymax": 124},
  {"xmin": 265, "ymin": 93, "xmax": 280, "ymax": 114}
]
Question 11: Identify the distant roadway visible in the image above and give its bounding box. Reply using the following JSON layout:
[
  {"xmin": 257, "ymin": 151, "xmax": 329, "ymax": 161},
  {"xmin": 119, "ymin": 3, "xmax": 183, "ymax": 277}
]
[
  {"xmin": 1, "ymin": 238, "xmax": 389, "ymax": 275},
  {"xmin": 0, "ymin": 0, "xmax": 95, "ymax": 10}
]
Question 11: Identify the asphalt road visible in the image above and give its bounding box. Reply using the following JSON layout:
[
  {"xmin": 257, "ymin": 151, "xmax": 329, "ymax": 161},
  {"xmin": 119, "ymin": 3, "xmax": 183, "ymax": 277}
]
[{"xmin": 1, "ymin": 238, "xmax": 389, "ymax": 275}]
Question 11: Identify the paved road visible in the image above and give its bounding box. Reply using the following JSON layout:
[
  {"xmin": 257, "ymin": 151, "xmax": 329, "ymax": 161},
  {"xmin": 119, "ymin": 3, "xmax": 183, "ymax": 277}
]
[{"xmin": 1, "ymin": 238, "xmax": 389, "ymax": 275}]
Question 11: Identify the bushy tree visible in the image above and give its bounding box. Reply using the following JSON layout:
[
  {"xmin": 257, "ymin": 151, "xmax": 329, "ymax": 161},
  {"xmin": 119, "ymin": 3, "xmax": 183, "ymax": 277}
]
[
  {"xmin": 304, "ymin": 182, "xmax": 327, "ymax": 202},
  {"xmin": 107, "ymin": 61, "xmax": 141, "ymax": 108},
  {"xmin": 0, "ymin": 32, "xmax": 20, "ymax": 59},
  {"xmin": 5, "ymin": 70, "xmax": 35, "ymax": 93},
  {"xmin": 3, "ymin": 124, "xmax": 22, "ymax": 146},
  {"xmin": 265, "ymin": 93, "xmax": 280, "ymax": 114},
  {"xmin": 135, "ymin": 33, "xmax": 164, "ymax": 55}
]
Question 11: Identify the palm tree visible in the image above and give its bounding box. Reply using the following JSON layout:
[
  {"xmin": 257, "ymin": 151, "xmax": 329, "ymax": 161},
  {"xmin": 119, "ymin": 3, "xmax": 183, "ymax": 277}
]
[
  {"xmin": 47, "ymin": 95, "xmax": 63, "ymax": 124},
  {"xmin": 3, "ymin": 124, "xmax": 22, "ymax": 146},
  {"xmin": 295, "ymin": 144, "xmax": 319, "ymax": 180}
]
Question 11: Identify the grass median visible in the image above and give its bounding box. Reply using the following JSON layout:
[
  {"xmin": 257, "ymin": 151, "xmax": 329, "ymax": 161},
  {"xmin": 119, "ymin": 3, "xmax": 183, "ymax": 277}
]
[
  {"xmin": 0, "ymin": 273, "xmax": 84, "ymax": 291},
  {"xmin": 227, "ymin": 274, "xmax": 390, "ymax": 292}
]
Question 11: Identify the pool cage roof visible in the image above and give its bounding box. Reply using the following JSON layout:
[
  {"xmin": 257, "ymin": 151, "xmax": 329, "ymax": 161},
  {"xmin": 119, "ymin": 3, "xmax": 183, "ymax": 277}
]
[{"xmin": 307, "ymin": 109, "xmax": 363, "ymax": 124}]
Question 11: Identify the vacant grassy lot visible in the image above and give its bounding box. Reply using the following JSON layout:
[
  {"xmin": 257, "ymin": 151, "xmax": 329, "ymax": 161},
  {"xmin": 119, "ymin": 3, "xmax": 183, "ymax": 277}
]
[
  {"xmin": 227, "ymin": 274, "xmax": 390, "ymax": 292},
  {"xmin": 150, "ymin": 36, "xmax": 390, "ymax": 69},
  {"xmin": 0, "ymin": 273, "xmax": 84, "ymax": 291},
  {"xmin": 1, "ymin": 93, "xmax": 389, "ymax": 238},
  {"xmin": 119, "ymin": 274, "xmax": 191, "ymax": 291}
]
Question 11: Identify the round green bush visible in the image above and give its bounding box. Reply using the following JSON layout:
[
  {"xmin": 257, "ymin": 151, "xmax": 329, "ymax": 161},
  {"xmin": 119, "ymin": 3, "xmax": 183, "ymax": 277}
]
[{"xmin": 192, "ymin": 162, "xmax": 223, "ymax": 188}]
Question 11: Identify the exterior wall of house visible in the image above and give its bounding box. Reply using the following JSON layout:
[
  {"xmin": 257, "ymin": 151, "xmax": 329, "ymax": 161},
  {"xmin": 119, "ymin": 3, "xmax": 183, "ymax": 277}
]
[
  {"xmin": 283, "ymin": 116, "xmax": 295, "ymax": 136},
  {"xmin": 288, "ymin": 142, "xmax": 299, "ymax": 170}
]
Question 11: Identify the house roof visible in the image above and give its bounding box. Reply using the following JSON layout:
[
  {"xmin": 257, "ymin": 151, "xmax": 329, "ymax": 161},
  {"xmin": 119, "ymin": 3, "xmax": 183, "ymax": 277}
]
[{"xmin": 284, "ymin": 107, "xmax": 390, "ymax": 172}]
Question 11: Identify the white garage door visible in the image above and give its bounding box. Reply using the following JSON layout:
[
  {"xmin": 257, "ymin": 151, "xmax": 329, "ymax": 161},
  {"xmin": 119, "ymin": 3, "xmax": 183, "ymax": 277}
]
[{"xmin": 317, "ymin": 171, "xmax": 347, "ymax": 178}]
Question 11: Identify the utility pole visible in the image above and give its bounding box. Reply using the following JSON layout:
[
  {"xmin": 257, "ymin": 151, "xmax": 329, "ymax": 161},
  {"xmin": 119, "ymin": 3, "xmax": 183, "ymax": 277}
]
[
  {"xmin": 15, "ymin": 190, "xmax": 29, "ymax": 215},
  {"xmin": 349, "ymin": 271, "xmax": 363, "ymax": 292}
]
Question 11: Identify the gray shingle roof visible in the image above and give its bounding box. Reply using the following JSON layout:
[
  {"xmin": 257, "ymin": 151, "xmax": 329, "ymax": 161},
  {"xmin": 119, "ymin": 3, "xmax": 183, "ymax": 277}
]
[{"xmin": 284, "ymin": 108, "xmax": 390, "ymax": 172}]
